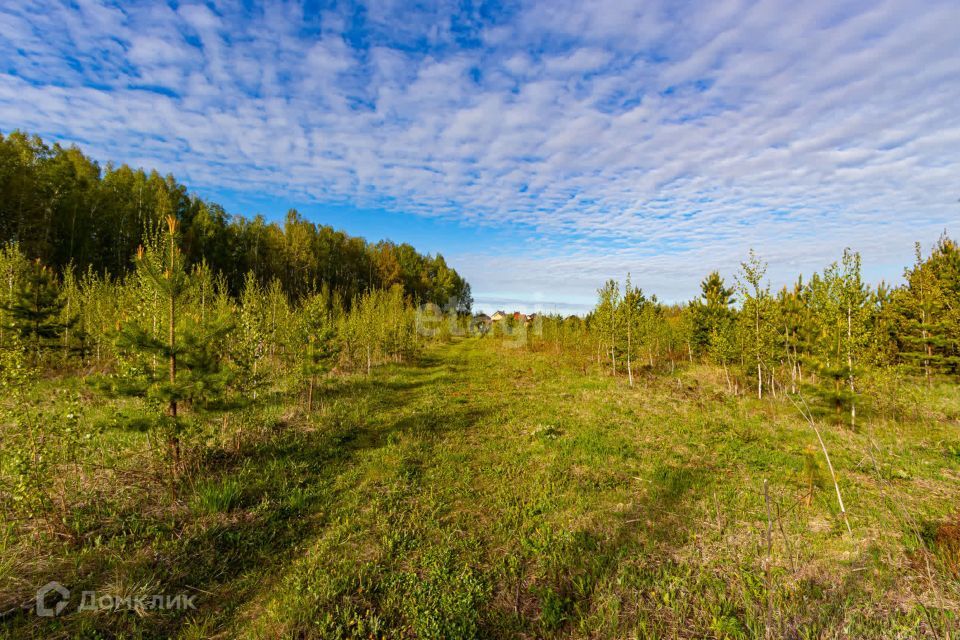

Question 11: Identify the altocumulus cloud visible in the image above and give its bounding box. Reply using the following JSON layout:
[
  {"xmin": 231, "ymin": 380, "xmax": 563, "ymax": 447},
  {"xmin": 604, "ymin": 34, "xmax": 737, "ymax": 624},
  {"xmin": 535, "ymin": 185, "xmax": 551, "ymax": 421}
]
[{"xmin": 1, "ymin": 0, "xmax": 959, "ymax": 311}]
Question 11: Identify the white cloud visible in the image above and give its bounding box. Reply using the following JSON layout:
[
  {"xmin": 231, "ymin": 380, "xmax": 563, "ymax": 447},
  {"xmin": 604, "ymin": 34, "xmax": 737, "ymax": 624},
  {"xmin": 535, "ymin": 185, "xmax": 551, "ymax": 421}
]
[{"xmin": 0, "ymin": 0, "xmax": 958, "ymax": 307}]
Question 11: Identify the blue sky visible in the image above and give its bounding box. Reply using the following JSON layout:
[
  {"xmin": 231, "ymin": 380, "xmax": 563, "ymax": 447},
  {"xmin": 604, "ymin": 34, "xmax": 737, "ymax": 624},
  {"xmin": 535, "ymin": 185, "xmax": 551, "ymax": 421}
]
[{"xmin": 2, "ymin": 0, "xmax": 958, "ymax": 314}]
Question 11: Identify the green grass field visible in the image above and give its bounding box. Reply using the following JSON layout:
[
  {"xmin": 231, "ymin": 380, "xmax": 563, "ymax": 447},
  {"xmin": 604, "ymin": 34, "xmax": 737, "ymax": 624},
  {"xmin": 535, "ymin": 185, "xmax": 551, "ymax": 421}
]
[{"xmin": 2, "ymin": 337, "xmax": 959, "ymax": 638}]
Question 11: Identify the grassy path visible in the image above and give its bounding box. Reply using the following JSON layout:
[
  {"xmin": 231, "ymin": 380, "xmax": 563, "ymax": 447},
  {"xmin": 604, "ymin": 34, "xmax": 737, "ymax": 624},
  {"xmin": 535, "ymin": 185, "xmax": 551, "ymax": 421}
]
[
  {"xmin": 4, "ymin": 338, "xmax": 959, "ymax": 638},
  {"xmin": 223, "ymin": 338, "xmax": 958, "ymax": 638}
]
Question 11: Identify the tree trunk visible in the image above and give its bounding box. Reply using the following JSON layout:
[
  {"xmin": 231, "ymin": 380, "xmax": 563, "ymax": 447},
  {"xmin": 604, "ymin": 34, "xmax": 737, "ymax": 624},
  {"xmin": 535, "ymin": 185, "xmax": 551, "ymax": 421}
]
[
  {"xmin": 755, "ymin": 360, "xmax": 761, "ymax": 400},
  {"xmin": 755, "ymin": 301, "xmax": 762, "ymax": 399},
  {"xmin": 167, "ymin": 227, "xmax": 180, "ymax": 486},
  {"xmin": 169, "ymin": 289, "xmax": 176, "ymax": 418},
  {"xmin": 32, "ymin": 266, "xmax": 42, "ymax": 364},
  {"xmin": 847, "ymin": 304, "xmax": 855, "ymax": 430},
  {"xmin": 921, "ymin": 309, "xmax": 931, "ymax": 386},
  {"xmin": 610, "ymin": 330, "xmax": 616, "ymax": 376}
]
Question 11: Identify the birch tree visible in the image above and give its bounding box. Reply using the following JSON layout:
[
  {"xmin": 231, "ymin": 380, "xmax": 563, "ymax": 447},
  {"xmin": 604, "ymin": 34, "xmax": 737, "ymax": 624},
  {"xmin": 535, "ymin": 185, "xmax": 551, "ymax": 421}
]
[
  {"xmin": 620, "ymin": 274, "xmax": 646, "ymax": 386},
  {"xmin": 594, "ymin": 279, "xmax": 621, "ymax": 376},
  {"xmin": 736, "ymin": 250, "xmax": 775, "ymax": 399},
  {"xmin": 809, "ymin": 250, "xmax": 869, "ymax": 427}
]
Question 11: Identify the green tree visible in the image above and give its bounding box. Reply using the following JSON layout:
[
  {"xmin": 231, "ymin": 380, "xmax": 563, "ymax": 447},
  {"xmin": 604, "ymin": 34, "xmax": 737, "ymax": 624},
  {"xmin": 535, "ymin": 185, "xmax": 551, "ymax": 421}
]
[
  {"xmin": 2, "ymin": 258, "xmax": 71, "ymax": 365},
  {"xmin": 0, "ymin": 243, "xmax": 31, "ymax": 350},
  {"xmin": 234, "ymin": 272, "xmax": 268, "ymax": 397},
  {"xmin": 113, "ymin": 217, "xmax": 231, "ymax": 487},
  {"xmin": 709, "ymin": 322, "xmax": 738, "ymax": 393},
  {"xmin": 892, "ymin": 237, "xmax": 959, "ymax": 381},
  {"xmin": 690, "ymin": 271, "xmax": 735, "ymax": 358},
  {"xmin": 777, "ymin": 278, "xmax": 812, "ymax": 394},
  {"xmin": 736, "ymin": 250, "xmax": 776, "ymax": 399},
  {"xmin": 593, "ymin": 280, "xmax": 621, "ymax": 376},
  {"xmin": 299, "ymin": 287, "xmax": 339, "ymax": 411},
  {"xmin": 866, "ymin": 282, "xmax": 900, "ymax": 368},
  {"xmin": 807, "ymin": 250, "xmax": 870, "ymax": 426},
  {"xmin": 1, "ymin": 130, "xmax": 472, "ymax": 318},
  {"xmin": 620, "ymin": 274, "xmax": 646, "ymax": 386}
]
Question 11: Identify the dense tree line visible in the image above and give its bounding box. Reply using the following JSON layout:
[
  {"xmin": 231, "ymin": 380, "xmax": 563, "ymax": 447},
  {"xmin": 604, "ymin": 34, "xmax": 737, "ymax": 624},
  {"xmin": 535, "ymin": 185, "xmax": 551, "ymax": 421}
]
[
  {"xmin": 0, "ymin": 217, "xmax": 442, "ymax": 500},
  {"xmin": 0, "ymin": 225, "xmax": 429, "ymax": 381},
  {"xmin": 0, "ymin": 130, "xmax": 472, "ymax": 497},
  {"xmin": 0, "ymin": 130, "xmax": 471, "ymax": 310},
  {"xmin": 525, "ymin": 235, "xmax": 959, "ymax": 423}
]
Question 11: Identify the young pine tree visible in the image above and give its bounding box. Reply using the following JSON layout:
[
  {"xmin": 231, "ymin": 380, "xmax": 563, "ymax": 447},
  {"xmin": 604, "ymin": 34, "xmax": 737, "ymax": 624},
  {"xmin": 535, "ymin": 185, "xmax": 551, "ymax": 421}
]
[
  {"xmin": 234, "ymin": 271, "xmax": 268, "ymax": 396},
  {"xmin": 0, "ymin": 243, "xmax": 31, "ymax": 350},
  {"xmin": 837, "ymin": 250, "xmax": 870, "ymax": 429},
  {"xmin": 690, "ymin": 271, "xmax": 735, "ymax": 358},
  {"xmin": 2, "ymin": 258, "xmax": 72, "ymax": 366},
  {"xmin": 113, "ymin": 217, "xmax": 231, "ymax": 487},
  {"xmin": 808, "ymin": 250, "xmax": 869, "ymax": 427},
  {"xmin": 893, "ymin": 238, "xmax": 959, "ymax": 381},
  {"xmin": 264, "ymin": 278, "xmax": 292, "ymax": 367},
  {"xmin": 0, "ymin": 246, "xmax": 35, "ymax": 389},
  {"xmin": 299, "ymin": 289, "xmax": 339, "ymax": 411},
  {"xmin": 777, "ymin": 278, "xmax": 811, "ymax": 394},
  {"xmin": 59, "ymin": 264, "xmax": 88, "ymax": 362}
]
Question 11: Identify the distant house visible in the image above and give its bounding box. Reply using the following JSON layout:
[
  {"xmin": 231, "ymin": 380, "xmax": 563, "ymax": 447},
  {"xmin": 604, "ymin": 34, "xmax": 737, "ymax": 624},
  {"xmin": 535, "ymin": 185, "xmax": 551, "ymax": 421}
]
[
  {"xmin": 473, "ymin": 313, "xmax": 491, "ymax": 325},
  {"xmin": 489, "ymin": 310, "xmax": 540, "ymax": 323}
]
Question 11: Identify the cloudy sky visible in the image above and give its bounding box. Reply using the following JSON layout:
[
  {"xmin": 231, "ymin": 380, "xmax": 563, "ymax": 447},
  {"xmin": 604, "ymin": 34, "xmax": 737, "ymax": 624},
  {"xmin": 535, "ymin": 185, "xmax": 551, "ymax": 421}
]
[{"xmin": 2, "ymin": 0, "xmax": 958, "ymax": 313}]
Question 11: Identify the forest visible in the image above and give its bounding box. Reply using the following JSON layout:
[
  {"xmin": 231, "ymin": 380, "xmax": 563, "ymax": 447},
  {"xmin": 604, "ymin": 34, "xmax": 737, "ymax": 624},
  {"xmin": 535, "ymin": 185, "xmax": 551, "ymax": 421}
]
[
  {"xmin": 1, "ymin": 132, "xmax": 959, "ymax": 638},
  {"xmin": 0, "ymin": 131, "xmax": 472, "ymax": 311}
]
